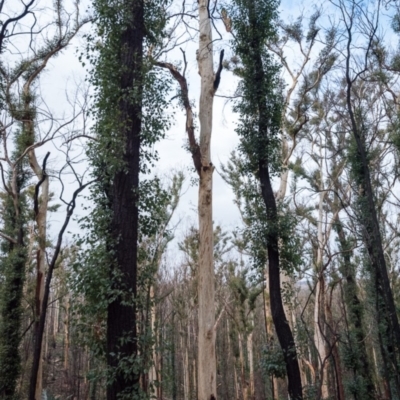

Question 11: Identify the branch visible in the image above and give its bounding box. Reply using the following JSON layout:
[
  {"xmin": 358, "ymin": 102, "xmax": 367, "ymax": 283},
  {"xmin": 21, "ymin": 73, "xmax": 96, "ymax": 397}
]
[
  {"xmin": 214, "ymin": 304, "xmax": 226, "ymax": 331},
  {"xmin": 0, "ymin": 162, "xmax": 12, "ymax": 195},
  {"xmin": 213, "ymin": 49, "xmax": 224, "ymax": 92},
  {"xmin": 34, "ymin": 152, "xmax": 50, "ymax": 216},
  {"xmin": 155, "ymin": 58, "xmax": 202, "ymax": 174},
  {"xmin": 0, "ymin": 0, "xmax": 35, "ymax": 53},
  {"xmin": 29, "ymin": 178, "xmax": 94, "ymax": 399},
  {"xmin": 0, "ymin": 230, "xmax": 17, "ymax": 244}
]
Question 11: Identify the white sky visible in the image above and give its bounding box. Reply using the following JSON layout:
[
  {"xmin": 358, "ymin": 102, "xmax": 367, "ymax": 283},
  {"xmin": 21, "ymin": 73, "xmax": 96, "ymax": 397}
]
[{"xmin": 5, "ymin": 0, "xmax": 390, "ymax": 258}]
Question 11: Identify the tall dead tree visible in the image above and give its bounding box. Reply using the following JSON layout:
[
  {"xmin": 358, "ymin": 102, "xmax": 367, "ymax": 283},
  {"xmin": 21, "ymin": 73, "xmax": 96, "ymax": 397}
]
[{"xmin": 156, "ymin": 1, "xmax": 224, "ymax": 396}]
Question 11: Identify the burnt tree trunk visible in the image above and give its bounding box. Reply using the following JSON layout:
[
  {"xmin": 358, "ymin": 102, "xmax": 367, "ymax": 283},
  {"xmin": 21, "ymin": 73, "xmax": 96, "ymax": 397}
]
[
  {"xmin": 244, "ymin": 0, "xmax": 302, "ymax": 396},
  {"xmin": 258, "ymin": 161, "xmax": 303, "ymax": 399},
  {"xmin": 106, "ymin": 1, "xmax": 144, "ymax": 399}
]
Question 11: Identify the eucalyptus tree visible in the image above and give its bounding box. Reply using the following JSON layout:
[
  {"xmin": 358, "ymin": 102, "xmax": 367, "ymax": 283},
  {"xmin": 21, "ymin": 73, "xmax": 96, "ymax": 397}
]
[
  {"xmin": 155, "ymin": 1, "xmax": 225, "ymax": 397},
  {"xmin": 228, "ymin": 0, "xmax": 303, "ymax": 397},
  {"xmin": 85, "ymin": 0, "xmax": 172, "ymax": 397}
]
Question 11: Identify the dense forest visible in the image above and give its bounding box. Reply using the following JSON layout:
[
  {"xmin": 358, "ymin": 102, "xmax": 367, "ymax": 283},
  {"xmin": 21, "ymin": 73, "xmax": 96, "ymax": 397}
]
[{"xmin": 1, "ymin": 0, "xmax": 400, "ymax": 399}]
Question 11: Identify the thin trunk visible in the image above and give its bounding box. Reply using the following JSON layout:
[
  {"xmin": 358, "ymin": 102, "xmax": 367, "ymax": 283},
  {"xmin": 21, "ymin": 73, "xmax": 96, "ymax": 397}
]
[
  {"xmin": 29, "ymin": 180, "xmax": 89, "ymax": 399},
  {"xmin": 247, "ymin": 330, "xmax": 254, "ymax": 400},
  {"xmin": 239, "ymin": 333, "xmax": 247, "ymax": 400},
  {"xmin": 181, "ymin": 322, "xmax": 190, "ymax": 400},
  {"xmin": 64, "ymin": 295, "xmax": 70, "ymax": 372},
  {"xmin": 276, "ymin": 147, "xmax": 293, "ymax": 331},
  {"xmin": 149, "ymin": 285, "xmax": 157, "ymax": 395},
  {"xmin": 314, "ymin": 150, "xmax": 329, "ymax": 400},
  {"xmin": 264, "ymin": 270, "xmax": 281, "ymax": 400},
  {"xmin": 314, "ymin": 277, "xmax": 328, "ymax": 400},
  {"xmin": 325, "ymin": 293, "xmax": 345, "ymax": 400},
  {"xmin": 234, "ymin": 364, "xmax": 240, "ymax": 400}
]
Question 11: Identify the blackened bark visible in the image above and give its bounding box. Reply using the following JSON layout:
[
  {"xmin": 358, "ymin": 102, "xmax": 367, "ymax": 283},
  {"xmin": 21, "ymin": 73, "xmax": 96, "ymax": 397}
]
[
  {"xmin": 258, "ymin": 162, "xmax": 303, "ymax": 400},
  {"xmin": 245, "ymin": 0, "xmax": 302, "ymax": 396},
  {"xmin": 106, "ymin": 1, "xmax": 144, "ymax": 399}
]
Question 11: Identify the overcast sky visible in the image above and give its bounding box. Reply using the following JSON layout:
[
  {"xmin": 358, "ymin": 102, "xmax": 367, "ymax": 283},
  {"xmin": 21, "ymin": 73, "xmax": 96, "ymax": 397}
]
[{"xmin": 3, "ymin": 0, "xmax": 346, "ymax": 254}]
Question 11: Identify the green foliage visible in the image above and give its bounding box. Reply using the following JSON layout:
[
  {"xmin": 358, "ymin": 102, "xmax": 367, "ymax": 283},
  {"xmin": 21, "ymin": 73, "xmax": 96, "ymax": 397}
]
[
  {"xmin": 0, "ymin": 247, "xmax": 26, "ymax": 399},
  {"xmin": 229, "ymin": 0, "xmax": 283, "ymax": 176},
  {"xmin": 222, "ymin": 154, "xmax": 303, "ymax": 280},
  {"xmin": 261, "ymin": 341, "xmax": 287, "ymax": 379},
  {"xmin": 0, "ymin": 92, "xmax": 33, "ymax": 398},
  {"xmin": 225, "ymin": 0, "xmax": 304, "ymax": 280},
  {"xmin": 72, "ymin": 0, "xmax": 174, "ymax": 396}
]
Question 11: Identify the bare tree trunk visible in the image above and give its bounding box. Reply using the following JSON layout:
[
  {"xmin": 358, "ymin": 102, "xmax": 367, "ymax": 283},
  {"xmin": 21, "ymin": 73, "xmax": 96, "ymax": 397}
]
[
  {"xmin": 238, "ymin": 333, "xmax": 247, "ymax": 400},
  {"xmin": 180, "ymin": 321, "xmax": 190, "ymax": 400},
  {"xmin": 197, "ymin": 1, "xmax": 218, "ymax": 398},
  {"xmin": 64, "ymin": 295, "xmax": 70, "ymax": 372},
  {"xmin": 247, "ymin": 329, "xmax": 254, "ymax": 400},
  {"xmin": 148, "ymin": 285, "xmax": 157, "ymax": 396},
  {"xmin": 314, "ymin": 274, "xmax": 328, "ymax": 399},
  {"xmin": 156, "ymin": 3, "xmax": 223, "ymax": 397},
  {"xmin": 314, "ymin": 161, "xmax": 329, "ymax": 400}
]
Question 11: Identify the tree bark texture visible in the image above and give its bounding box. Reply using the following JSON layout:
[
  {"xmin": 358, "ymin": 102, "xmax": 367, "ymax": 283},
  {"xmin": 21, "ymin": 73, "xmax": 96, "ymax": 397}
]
[
  {"xmin": 106, "ymin": 1, "xmax": 144, "ymax": 399},
  {"xmin": 197, "ymin": 0, "xmax": 217, "ymax": 399},
  {"xmin": 155, "ymin": 2, "xmax": 221, "ymax": 397},
  {"xmin": 197, "ymin": 0, "xmax": 217, "ymax": 400}
]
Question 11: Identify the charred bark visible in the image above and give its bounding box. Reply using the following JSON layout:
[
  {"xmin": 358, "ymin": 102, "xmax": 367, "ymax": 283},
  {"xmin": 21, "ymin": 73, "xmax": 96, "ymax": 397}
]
[
  {"xmin": 106, "ymin": 1, "xmax": 144, "ymax": 398},
  {"xmin": 258, "ymin": 161, "xmax": 302, "ymax": 399},
  {"xmin": 244, "ymin": 0, "xmax": 302, "ymax": 395}
]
